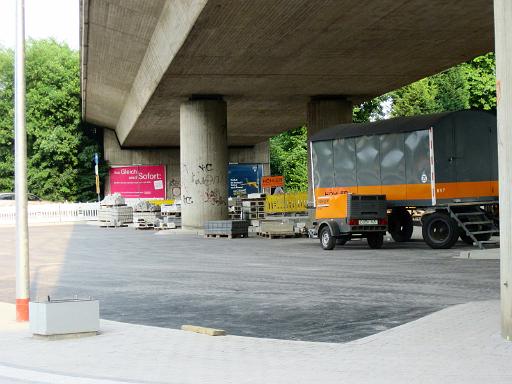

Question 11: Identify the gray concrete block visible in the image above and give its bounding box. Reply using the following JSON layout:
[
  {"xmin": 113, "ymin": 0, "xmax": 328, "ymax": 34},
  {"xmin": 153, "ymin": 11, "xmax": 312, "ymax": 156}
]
[{"xmin": 29, "ymin": 299, "xmax": 100, "ymax": 336}]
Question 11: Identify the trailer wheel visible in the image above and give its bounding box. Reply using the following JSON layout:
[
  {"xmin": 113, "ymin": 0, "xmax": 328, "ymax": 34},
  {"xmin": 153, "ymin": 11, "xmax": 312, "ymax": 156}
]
[
  {"xmin": 388, "ymin": 208, "xmax": 414, "ymax": 242},
  {"xmin": 319, "ymin": 226, "xmax": 336, "ymax": 250},
  {"xmin": 367, "ymin": 233, "xmax": 384, "ymax": 249},
  {"xmin": 422, "ymin": 212, "xmax": 458, "ymax": 249}
]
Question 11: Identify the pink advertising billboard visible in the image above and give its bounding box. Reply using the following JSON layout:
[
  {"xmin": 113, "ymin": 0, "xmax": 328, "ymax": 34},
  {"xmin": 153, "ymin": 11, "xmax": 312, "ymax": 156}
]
[{"xmin": 109, "ymin": 165, "xmax": 166, "ymax": 199}]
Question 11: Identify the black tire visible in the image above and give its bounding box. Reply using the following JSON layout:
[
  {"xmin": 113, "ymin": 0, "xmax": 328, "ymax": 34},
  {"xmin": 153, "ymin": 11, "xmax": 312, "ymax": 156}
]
[
  {"xmin": 422, "ymin": 212, "xmax": 459, "ymax": 249},
  {"xmin": 319, "ymin": 226, "xmax": 336, "ymax": 250},
  {"xmin": 367, "ymin": 233, "xmax": 384, "ymax": 249},
  {"xmin": 388, "ymin": 208, "xmax": 414, "ymax": 242}
]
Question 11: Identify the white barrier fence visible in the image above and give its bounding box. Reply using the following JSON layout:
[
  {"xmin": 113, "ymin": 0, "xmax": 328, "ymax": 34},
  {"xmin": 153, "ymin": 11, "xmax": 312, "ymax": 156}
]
[{"xmin": 0, "ymin": 202, "xmax": 100, "ymax": 225}]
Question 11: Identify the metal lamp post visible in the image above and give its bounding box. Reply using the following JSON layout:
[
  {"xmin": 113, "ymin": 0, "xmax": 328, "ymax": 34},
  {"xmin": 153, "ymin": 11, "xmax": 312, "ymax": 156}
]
[{"xmin": 15, "ymin": 0, "xmax": 30, "ymax": 322}]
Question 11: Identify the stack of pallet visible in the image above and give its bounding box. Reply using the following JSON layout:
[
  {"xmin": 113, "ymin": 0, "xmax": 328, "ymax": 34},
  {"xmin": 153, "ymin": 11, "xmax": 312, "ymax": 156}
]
[
  {"xmin": 133, "ymin": 201, "xmax": 161, "ymax": 230},
  {"xmin": 204, "ymin": 220, "xmax": 249, "ymax": 239},
  {"xmin": 160, "ymin": 202, "xmax": 182, "ymax": 228},
  {"xmin": 99, "ymin": 194, "xmax": 133, "ymax": 227},
  {"xmin": 242, "ymin": 194, "xmax": 266, "ymax": 221},
  {"xmin": 257, "ymin": 219, "xmax": 296, "ymax": 239},
  {"xmin": 228, "ymin": 197, "xmax": 243, "ymax": 220}
]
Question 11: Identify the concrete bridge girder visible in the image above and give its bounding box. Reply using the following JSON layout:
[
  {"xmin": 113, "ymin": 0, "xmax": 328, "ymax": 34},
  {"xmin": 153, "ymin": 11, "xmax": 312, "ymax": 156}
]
[{"xmin": 81, "ymin": 0, "xmax": 494, "ymax": 148}]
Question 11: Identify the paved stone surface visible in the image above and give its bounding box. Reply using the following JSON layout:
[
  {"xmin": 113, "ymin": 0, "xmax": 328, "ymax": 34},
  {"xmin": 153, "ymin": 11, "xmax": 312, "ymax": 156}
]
[
  {"xmin": 0, "ymin": 224, "xmax": 499, "ymax": 343},
  {"xmin": 0, "ymin": 300, "xmax": 511, "ymax": 384}
]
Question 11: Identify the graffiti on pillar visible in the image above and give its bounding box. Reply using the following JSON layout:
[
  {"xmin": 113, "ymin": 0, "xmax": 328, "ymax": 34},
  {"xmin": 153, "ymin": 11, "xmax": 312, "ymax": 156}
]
[
  {"xmin": 192, "ymin": 173, "xmax": 220, "ymax": 186},
  {"xmin": 203, "ymin": 189, "xmax": 226, "ymax": 206},
  {"xmin": 198, "ymin": 163, "xmax": 213, "ymax": 172},
  {"xmin": 182, "ymin": 162, "xmax": 226, "ymax": 206},
  {"xmin": 191, "ymin": 163, "xmax": 221, "ymax": 187}
]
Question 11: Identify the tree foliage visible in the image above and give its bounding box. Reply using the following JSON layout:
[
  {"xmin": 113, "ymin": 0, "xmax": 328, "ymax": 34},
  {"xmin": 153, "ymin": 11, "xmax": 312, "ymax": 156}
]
[
  {"xmin": 270, "ymin": 126, "xmax": 308, "ymax": 191},
  {"xmin": 352, "ymin": 96, "xmax": 387, "ymax": 123},
  {"xmin": 390, "ymin": 53, "xmax": 495, "ymax": 116},
  {"xmin": 0, "ymin": 39, "xmax": 101, "ymax": 201},
  {"xmin": 270, "ymin": 53, "xmax": 496, "ymax": 190}
]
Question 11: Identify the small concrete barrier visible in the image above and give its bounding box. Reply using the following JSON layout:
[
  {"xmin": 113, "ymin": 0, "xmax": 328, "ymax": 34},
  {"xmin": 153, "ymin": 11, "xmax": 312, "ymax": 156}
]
[
  {"xmin": 30, "ymin": 298, "xmax": 100, "ymax": 339},
  {"xmin": 181, "ymin": 325, "xmax": 226, "ymax": 336}
]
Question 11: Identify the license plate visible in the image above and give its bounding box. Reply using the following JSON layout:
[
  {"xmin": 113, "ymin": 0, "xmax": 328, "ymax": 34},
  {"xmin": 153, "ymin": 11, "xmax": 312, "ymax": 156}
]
[{"xmin": 358, "ymin": 219, "xmax": 378, "ymax": 225}]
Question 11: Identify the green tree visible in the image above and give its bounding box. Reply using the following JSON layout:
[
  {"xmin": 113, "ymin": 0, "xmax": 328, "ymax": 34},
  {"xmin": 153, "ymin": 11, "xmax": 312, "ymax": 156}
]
[
  {"xmin": 390, "ymin": 53, "xmax": 495, "ymax": 116},
  {"xmin": 352, "ymin": 96, "xmax": 387, "ymax": 123},
  {"xmin": 0, "ymin": 47, "xmax": 15, "ymax": 192},
  {"xmin": 465, "ymin": 53, "xmax": 496, "ymax": 110},
  {"xmin": 0, "ymin": 39, "xmax": 101, "ymax": 201},
  {"xmin": 270, "ymin": 126, "xmax": 308, "ymax": 191}
]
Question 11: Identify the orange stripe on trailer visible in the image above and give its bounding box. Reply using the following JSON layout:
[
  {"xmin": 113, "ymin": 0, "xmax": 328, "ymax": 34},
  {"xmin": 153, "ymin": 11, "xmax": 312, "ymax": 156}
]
[
  {"xmin": 435, "ymin": 181, "xmax": 498, "ymax": 199},
  {"xmin": 380, "ymin": 185, "xmax": 406, "ymax": 201},
  {"xmin": 16, "ymin": 298, "xmax": 29, "ymax": 322},
  {"xmin": 405, "ymin": 184, "xmax": 432, "ymax": 200},
  {"xmin": 315, "ymin": 180, "xmax": 498, "ymax": 205}
]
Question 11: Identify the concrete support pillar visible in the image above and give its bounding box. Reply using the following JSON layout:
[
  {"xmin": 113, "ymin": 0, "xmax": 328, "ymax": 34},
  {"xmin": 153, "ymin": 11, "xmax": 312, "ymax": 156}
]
[
  {"xmin": 306, "ymin": 97, "xmax": 353, "ymax": 206},
  {"xmin": 495, "ymin": 0, "xmax": 512, "ymax": 340},
  {"xmin": 180, "ymin": 98, "xmax": 228, "ymax": 229}
]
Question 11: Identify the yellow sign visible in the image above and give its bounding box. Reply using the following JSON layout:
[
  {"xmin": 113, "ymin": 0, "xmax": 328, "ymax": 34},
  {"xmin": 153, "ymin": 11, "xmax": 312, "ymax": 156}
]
[
  {"xmin": 265, "ymin": 192, "xmax": 307, "ymax": 214},
  {"xmin": 149, "ymin": 199, "xmax": 175, "ymax": 206}
]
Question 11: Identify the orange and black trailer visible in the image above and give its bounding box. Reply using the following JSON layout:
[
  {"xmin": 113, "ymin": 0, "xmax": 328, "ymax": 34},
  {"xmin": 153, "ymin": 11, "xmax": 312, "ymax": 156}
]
[
  {"xmin": 315, "ymin": 193, "xmax": 388, "ymax": 250},
  {"xmin": 310, "ymin": 110, "xmax": 499, "ymax": 249}
]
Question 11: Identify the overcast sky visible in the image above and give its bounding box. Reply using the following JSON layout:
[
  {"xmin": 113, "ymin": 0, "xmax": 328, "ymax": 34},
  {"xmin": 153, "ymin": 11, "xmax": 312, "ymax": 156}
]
[{"xmin": 0, "ymin": 0, "xmax": 79, "ymax": 50}]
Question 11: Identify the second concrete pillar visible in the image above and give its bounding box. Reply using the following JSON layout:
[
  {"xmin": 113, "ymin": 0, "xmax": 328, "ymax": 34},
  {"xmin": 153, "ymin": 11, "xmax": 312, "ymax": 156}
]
[{"xmin": 180, "ymin": 98, "xmax": 228, "ymax": 229}]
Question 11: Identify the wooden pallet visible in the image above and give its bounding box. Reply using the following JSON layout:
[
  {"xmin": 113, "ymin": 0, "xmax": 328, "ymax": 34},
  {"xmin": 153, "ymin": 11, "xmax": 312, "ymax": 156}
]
[
  {"xmin": 155, "ymin": 223, "xmax": 179, "ymax": 230},
  {"xmin": 257, "ymin": 232, "xmax": 297, "ymax": 239},
  {"xmin": 204, "ymin": 233, "xmax": 248, "ymax": 239},
  {"xmin": 99, "ymin": 223, "xmax": 128, "ymax": 228},
  {"xmin": 134, "ymin": 225, "xmax": 155, "ymax": 230}
]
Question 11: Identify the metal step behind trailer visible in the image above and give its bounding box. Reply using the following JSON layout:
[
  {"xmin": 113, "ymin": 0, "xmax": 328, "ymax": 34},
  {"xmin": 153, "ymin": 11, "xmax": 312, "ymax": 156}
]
[{"xmin": 310, "ymin": 110, "xmax": 499, "ymax": 249}]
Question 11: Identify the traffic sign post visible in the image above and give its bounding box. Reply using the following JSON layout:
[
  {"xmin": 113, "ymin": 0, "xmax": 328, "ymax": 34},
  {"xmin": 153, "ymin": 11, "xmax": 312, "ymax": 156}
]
[{"xmin": 94, "ymin": 153, "xmax": 100, "ymax": 202}]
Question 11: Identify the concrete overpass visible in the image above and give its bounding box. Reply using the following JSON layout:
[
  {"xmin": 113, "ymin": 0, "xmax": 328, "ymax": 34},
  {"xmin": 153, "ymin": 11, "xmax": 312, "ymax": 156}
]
[
  {"xmin": 80, "ymin": 0, "xmax": 512, "ymax": 337},
  {"xmin": 81, "ymin": 0, "xmax": 494, "ymax": 148}
]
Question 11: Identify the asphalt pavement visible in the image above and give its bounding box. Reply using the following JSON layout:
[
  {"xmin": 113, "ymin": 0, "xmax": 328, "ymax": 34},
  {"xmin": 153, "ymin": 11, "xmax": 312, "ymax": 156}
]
[{"xmin": 0, "ymin": 224, "xmax": 500, "ymax": 342}]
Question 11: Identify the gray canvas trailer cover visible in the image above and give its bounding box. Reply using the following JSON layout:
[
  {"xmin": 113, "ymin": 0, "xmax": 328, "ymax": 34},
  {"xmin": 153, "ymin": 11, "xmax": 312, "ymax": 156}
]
[{"xmin": 310, "ymin": 110, "xmax": 498, "ymax": 207}]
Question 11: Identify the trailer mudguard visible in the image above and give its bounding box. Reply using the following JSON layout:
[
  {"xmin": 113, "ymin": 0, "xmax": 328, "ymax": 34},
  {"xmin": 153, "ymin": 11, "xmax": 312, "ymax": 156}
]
[{"xmin": 318, "ymin": 220, "xmax": 341, "ymax": 237}]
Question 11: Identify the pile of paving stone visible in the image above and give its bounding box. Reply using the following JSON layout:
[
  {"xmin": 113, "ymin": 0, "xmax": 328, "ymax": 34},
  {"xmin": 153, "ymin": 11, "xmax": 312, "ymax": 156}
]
[
  {"xmin": 99, "ymin": 193, "xmax": 133, "ymax": 227},
  {"xmin": 133, "ymin": 201, "xmax": 162, "ymax": 229},
  {"xmin": 204, "ymin": 220, "xmax": 249, "ymax": 239}
]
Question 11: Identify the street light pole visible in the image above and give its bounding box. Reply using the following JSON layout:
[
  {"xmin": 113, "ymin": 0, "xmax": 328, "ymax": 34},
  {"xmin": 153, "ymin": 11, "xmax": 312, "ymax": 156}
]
[{"xmin": 15, "ymin": 0, "xmax": 30, "ymax": 322}]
